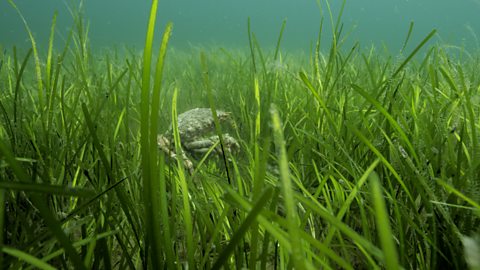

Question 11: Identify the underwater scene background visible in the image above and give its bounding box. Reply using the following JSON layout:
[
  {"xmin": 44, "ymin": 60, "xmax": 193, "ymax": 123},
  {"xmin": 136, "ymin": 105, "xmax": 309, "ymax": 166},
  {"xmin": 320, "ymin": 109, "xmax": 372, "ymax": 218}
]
[
  {"xmin": 1, "ymin": 0, "xmax": 480, "ymax": 51},
  {"xmin": 1, "ymin": 0, "xmax": 480, "ymax": 269}
]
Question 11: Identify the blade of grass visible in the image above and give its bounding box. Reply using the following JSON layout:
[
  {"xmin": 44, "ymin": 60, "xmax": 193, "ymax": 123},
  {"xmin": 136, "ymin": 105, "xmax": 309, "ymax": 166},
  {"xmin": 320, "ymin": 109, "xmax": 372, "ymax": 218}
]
[
  {"xmin": 323, "ymin": 158, "xmax": 381, "ymax": 246},
  {"xmin": 34, "ymin": 230, "xmax": 118, "ymax": 267},
  {"xmin": 1, "ymin": 246, "xmax": 57, "ymax": 270},
  {"xmin": 149, "ymin": 22, "xmax": 173, "ymax": 158},
  {"xmin": 400, "ymin": 21, "xmax": 414, "ymax": 54},
  {"xmin": 347, "ymin": 123, "xmax": 414, "ymax": 203},
  {"xmin": 369, "ymin": 171, "xmax": 400, "ymax": 270},
  {"xmin": 200, "ymin": 52, "xmax": 232, "ymax": 184},
  {"xmin": 0, "ymin": 181, "xmax": 95, "ymax": 197},
  {"xmin": 147, "ymin": 21, "xmax": 173, "ymax": 268},
  {"xmin": 212, "ymin": 187, "xmax": 273, "ymax": 270},
  {"xmin": 436, "ymin": 179, "xmax": 480, "ymax": 210},
  {"xmin": 274, "ymin": 19, "xmax": 287, "ymax": 60},
  {"xmin": 140, "ymin": 0, "xmax": 159, "ymax": 267},
  {"xmin": 112, "ymin": 108, "xmax": 126, "ymax": 142},
  {"xmin": 299, "ymin": 71, "xmax": 336, "ymax": 133},
  {"xmin": 294, "ymin": 194, "xmax": 384, "ymax": 263},
  {"xmin": 6, "ymin": 48, "xmax": 32, "ymax": 150},
  {"xmin": 171, "ymin": 88, "xmax": 195, "ymax": 268},
  {"xmin": 16, "ymin": 175, "xmax": 130, "ymax": 262},
  {"xmin": 391, "ymin": 29, "xmax": 437, "ymax": 78},
  {"xmin": 13, "ymin": 48, "xmax": 31, "ymax": 123},
  {"xmin": 81, "ymin": 103, "xmax": 112, "ymax": 185},
  {"xmin": 7, "ymin": 0, "xmax": 45, "ymax": 109},
  {"xmin": 249, "ymin": 75, "xmax": 266, "ymax": 270},
  {"xmin": 247, "ymin": 17, "xmax": 257, "ymax": 73},
  {"xmin": 45, "ymin": 11, "xmax": 59, "ymax": 134},
  {"xmin": 0, "ymin": 48, "xmax": 4, "ymax": 72},
  {"xmin": 351, "ymin": 83, "xmax": 420, "ymax": 166},
  {"xmin": 60, "ymin": 176, "xmax": 129, "ymax": 224},
  {"xmin": 221, "ymin": 184, "xmax": 292, "ymax": 253},
  {"xmin": 463, "ymin": 90, "xmax": 479, "ymax": 179},
  {"xmin": 45, "ymin": 11, "xmax": 57, "ymax": 93},
  {"xmin": 0, "ymin": 142, "xmax": 86, "ymax": 270},
  {"xmin": 158, "ymin": 153, "xmax": 175, "ymax": 269},
  {"xmin": 270, "ymin": 105, "xmax": 306, "ymax": 269}
]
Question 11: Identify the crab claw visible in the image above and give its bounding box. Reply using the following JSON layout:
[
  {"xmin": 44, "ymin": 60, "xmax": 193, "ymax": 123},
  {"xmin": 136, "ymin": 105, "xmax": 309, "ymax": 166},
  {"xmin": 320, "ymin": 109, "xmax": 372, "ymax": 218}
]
[
  {"xmin": 158, "ymin": 134, "xmax": 195, "ymax": 175},
  {"xmin": 157, "ymin": 135, "xmax": 174, "ymax": 158}
]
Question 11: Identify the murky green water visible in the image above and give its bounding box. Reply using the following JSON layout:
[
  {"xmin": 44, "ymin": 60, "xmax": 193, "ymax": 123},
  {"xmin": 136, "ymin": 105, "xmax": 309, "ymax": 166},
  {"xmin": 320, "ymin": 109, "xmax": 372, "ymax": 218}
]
[{"xmin": 1, "ymin": 0, "xmax": 479, "ymax": 52}]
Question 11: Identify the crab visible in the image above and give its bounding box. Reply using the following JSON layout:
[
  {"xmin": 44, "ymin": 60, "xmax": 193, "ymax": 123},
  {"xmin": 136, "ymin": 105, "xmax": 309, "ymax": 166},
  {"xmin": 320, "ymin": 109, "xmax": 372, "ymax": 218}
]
[{"xmin": 157, "ymin": 108, "xmax": 240, "ymax": 173}]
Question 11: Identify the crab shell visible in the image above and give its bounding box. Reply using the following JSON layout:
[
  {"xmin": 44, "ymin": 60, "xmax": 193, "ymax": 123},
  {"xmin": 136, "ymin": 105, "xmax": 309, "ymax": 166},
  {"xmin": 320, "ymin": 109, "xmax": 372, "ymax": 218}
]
[
  {"xmin": 158, "ymin": 108, "xmax": 238, "ymax": 174},
  {"xmin": 173, "ymin": 108, "xmax": 232, "ymax": 142}
]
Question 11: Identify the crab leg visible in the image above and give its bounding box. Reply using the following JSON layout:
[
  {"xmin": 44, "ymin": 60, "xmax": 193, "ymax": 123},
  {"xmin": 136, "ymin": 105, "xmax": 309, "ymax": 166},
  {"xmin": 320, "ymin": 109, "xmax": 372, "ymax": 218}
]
[{"xmin": 157, "ymin": 135, "xmax": 194, "ymax": 174}]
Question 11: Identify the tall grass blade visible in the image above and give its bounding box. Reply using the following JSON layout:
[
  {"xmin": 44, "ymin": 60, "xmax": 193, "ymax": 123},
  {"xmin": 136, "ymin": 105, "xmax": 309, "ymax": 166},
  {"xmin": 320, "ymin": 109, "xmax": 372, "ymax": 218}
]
[
  {"xmin": 13, "ymin": 48, "xmax": 31, "ymax": 125},
  {"xmin": 324, "ymin": 158, "xmax": 381, "ymax": 246},
  {"xmin": 347, "ymin": 123, "xmax": 414, "ymax": 203},
  {"xmin": 200, "ymin": 52, "xmax": 232, "ymax": 183},
  {"xmin": 37, "ymin": 231, "xmax": 118, "ymax": 265},
  {"xmin": 171, "ymin": 88, "xmax": 195, "ymax": 268},
  {"xmin": 139, "ymin": 0, "xmax": 164, "ymax": 267},
  {"xmin": 0, "ymin": 142, "xmax": 86, "ymax": 269},
  {"xmin": 370, "ymin": 171, "xmax": 400, "ymax": 270},
  {"xmin": 351, "ymin": 84, "xmax": 420, "ymax": 166},
  {"xmin": 45, "ymin": 12, "xmax": 58, "ymax": 133},
  {"xmin": 148, "ymin": 21, "xmax": 173, "ymax": 268},
  {"xmin": 149, "ymin": 22, "xmax": 173, "ymax": 157},
  {"xmin": 1, "ymin": 246, "xmax": 57, "ymax": 270},
  {"xmin": 299, "ymin": 71, "xmax": 337, "ymax": 132},
  {"xmin": 212, "ymin": 188, "xmax": 273, "ymax": 270},
  {"xmin": 248, "ymin": 17, "xmax": 257, "ymax": 73},
  {"xmin": 274, "ymin": 19, "xmax": 287, "ymax": 60},
  {"xmin": 81, "ymin": 103, "xmax": 112, "ymax": 185},
  {"xmin": 391, "ymin": 29, "xmax": 436, "ymax": 78},
  {"xmin": 250, "ymin": 75, "xmax": 264, "ymax": 270},
  {"xmin": 270, "ymin": 105, "xmax": 306, "ymax": 269},
  {"xmin": 294, "ymin": 194, "xmax": 383, "ymax": 261},
  {"xmin": 0, "ymin": 181, "xmax": 95, "ymax": 197},
  {"xmin": 7, "ymin": 0, "xmax": 44, "ymax": 109},
  {"xmin": 45, "ymin": 11, "xmax": 57, "ymax": 93},
  {"xmin": 158, "ymin": 154, "xmax": 175, "ymax": 269},
  {"xmin": 436, "ymin": 179, "xmax": 480, "ymax": 210},
  {"xmin": 400, "ymin": 21, "xmax": 414, "ymax": 53}
]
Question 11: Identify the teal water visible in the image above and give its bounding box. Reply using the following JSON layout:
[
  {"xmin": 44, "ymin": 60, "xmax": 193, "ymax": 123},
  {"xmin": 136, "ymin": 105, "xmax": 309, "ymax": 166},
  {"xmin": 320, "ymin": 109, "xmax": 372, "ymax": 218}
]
[{"xmin": 1, "ymin": 0, "xmax": 479, "ymax": 52}]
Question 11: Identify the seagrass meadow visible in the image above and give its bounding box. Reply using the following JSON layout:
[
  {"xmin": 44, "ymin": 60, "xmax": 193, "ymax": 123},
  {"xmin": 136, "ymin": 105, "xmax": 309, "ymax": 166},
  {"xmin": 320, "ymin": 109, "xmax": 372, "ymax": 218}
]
[{"xmin": 1, "ymin": 0, "xmax": 480, "ymax": 269}]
